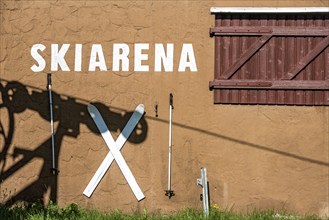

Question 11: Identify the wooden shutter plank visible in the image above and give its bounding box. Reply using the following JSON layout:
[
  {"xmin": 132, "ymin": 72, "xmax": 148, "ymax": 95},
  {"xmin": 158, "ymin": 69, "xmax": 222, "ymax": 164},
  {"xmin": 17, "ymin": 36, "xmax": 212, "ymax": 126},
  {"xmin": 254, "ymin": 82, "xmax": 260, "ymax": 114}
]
[
  {"xmin": 210, "ymin": 80, "xmax": 329, "ymax": 90},
  {"xmin": 220, "ymin": 35, "xmax": 272, "ymax": 80},
  {"xmin": 282, "ymin": 36, "xmax": 329, "ymax": 80},
  {"xmin": 210, "ymin": 27, "xmax": 329, "ymax": 36}
]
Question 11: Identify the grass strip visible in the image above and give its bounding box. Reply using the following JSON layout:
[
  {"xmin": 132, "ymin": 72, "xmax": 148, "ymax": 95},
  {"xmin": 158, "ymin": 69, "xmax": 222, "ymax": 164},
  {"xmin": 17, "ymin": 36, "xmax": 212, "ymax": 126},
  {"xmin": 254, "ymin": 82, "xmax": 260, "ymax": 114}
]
[{"xmin": 0, "ymin": 202, "xmax": 325, "ymax": 220}]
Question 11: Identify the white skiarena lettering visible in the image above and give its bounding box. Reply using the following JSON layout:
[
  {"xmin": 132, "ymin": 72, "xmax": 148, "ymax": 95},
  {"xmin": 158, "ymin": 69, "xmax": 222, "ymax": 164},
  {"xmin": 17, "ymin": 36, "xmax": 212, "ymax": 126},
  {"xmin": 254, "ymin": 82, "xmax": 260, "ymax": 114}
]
[
  {"xmin": 89, "ymin": 44, "xmax": 107, "ymax": 71},
  {"xmin": 51, "ymin": 44, "xmax": 70, "ymax": 71},
  {"xmin": 30, "ymin": 43, "xmax": 198, "ymax": 72}
]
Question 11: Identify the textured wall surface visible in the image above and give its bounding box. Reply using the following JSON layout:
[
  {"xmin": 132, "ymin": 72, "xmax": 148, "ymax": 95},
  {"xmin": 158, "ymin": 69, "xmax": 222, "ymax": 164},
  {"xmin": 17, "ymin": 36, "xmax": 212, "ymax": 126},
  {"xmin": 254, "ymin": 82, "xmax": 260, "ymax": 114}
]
[{"xmin": 0, "ymin": 0, "xmax": 328, "ymax": 217}]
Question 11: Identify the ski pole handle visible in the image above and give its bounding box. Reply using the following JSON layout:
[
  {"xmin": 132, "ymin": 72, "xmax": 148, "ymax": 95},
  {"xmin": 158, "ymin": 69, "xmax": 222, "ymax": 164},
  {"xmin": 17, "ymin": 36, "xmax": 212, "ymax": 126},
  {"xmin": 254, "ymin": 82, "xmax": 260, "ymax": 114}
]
[
  {"xmin": 47, "ymin": 73, "xmax": 52, "ymax": 87},
  {"xmin": 169, "ymin": 93, "xmax": 173, "ymax": 107}
]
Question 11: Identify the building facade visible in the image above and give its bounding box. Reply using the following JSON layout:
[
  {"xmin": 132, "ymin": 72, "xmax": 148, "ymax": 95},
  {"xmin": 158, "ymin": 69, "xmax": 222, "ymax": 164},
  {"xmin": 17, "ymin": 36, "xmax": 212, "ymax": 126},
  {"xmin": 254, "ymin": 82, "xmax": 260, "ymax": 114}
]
[{"xmin": 0, "ymin": 0, "xmax": 328, "ymax": 217}]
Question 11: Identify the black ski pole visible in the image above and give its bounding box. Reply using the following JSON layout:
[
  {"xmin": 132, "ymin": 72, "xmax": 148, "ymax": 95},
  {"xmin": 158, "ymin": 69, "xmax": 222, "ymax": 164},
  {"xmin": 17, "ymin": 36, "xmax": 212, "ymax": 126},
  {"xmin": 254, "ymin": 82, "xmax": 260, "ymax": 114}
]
[{"xmin": 47, "ymin": 74, "xmax": 58, "ymax": 175}]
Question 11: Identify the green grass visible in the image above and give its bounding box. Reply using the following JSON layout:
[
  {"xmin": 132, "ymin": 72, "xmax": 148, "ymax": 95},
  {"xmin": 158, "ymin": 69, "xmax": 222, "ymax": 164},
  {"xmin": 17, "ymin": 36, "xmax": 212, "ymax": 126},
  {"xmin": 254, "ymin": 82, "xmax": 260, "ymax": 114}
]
[{"xmin": 0, "ymin": 202, "xmax": 325, "ymax": 220}]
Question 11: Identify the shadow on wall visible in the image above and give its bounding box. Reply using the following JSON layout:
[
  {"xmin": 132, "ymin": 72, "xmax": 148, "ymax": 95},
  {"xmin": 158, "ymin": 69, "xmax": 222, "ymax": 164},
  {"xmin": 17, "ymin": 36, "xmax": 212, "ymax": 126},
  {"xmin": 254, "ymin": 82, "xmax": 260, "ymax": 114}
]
[
  {"xmin": 148, "ymin": 112, "xmax": 329, "ymax": 168},
  {"xmin": 0, "ymin": 79, "xmax": 327, "ymax": 208},
  {"xmin": 0, "ymin": 80, "xmax": 148, "ymax": 206}
]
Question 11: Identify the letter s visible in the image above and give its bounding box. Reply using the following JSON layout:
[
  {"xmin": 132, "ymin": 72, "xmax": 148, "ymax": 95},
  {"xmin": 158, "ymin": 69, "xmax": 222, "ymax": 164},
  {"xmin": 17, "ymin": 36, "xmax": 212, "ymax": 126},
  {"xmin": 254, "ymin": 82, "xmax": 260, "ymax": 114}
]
[{"xmin": 31, "ymin": 44, "xmax": 46, "ymax": 72}]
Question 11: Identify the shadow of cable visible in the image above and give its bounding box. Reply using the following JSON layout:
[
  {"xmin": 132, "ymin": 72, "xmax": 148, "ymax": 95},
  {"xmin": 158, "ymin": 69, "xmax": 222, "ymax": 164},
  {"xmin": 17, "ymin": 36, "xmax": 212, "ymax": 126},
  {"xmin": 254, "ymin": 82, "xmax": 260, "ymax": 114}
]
[{"xmin": 146, "ymin": 116, "xmax": 329, "ymax": 167}]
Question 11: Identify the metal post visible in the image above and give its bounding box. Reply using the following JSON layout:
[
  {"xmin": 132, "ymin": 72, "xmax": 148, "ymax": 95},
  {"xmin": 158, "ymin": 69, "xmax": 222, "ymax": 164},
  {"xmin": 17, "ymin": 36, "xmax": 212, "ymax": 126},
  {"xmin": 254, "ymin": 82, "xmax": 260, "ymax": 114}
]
[
  {"xmin": 197, "ymin": 167, "xmax": 209, "ymax": 216},
  {"xmin": 165, "ymin": 93, "xmax": 174, "ymax": 198},
  {"xmin": 47, "ymin": 74, "xmax": 58, "ymax": 175}
]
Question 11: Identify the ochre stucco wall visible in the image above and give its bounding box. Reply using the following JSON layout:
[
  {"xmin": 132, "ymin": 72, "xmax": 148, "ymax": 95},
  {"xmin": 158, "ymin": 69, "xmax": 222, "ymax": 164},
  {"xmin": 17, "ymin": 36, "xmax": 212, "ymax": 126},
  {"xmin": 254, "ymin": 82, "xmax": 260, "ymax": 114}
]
[{"xmin": 1, "ymin": 0, "xmax": 328, "ymax": 217}]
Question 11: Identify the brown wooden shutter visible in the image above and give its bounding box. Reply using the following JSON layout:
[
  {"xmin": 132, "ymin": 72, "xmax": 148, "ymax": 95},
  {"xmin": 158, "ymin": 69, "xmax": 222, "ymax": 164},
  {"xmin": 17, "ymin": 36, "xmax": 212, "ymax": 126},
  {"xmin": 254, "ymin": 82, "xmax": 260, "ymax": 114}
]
[{"xmin": 209, "ymin": 10, "xmax": 329, "ymax": 105}]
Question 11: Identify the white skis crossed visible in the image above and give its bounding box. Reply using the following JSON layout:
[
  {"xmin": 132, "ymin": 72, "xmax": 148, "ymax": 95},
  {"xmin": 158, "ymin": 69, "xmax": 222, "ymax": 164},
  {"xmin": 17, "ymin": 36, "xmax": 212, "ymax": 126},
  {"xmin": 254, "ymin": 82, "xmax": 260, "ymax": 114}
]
[{"xmin": 83, "ymin": 104, "xmax": 145, "ymax": 201}]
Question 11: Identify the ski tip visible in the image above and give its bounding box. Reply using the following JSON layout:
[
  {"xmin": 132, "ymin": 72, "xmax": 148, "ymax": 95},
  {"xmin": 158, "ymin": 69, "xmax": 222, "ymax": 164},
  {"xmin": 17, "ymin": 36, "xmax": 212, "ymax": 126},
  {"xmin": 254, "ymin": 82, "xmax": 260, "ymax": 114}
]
[
  {"xmin": 87, "ymin": 104, "xmax": 95, "ymax": 111},
  {"xmin": 136, "ymin": 104, "xmax": 145, "ymax": 114},
  {"xmin": 87, "ymin": 104, "xmax": 99, "ymax": 117},
  {"xmin": 88, "ymin": 103, "xmax": 145, "ymax": 117}
]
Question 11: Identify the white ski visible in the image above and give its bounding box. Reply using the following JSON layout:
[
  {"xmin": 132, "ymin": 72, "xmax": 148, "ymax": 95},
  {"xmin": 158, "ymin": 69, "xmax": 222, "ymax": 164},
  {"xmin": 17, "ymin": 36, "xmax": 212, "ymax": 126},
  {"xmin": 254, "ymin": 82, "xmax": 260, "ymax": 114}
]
[{"xmin": 83, "ymin": 104, "xmax": 145, "ymax": 201}]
